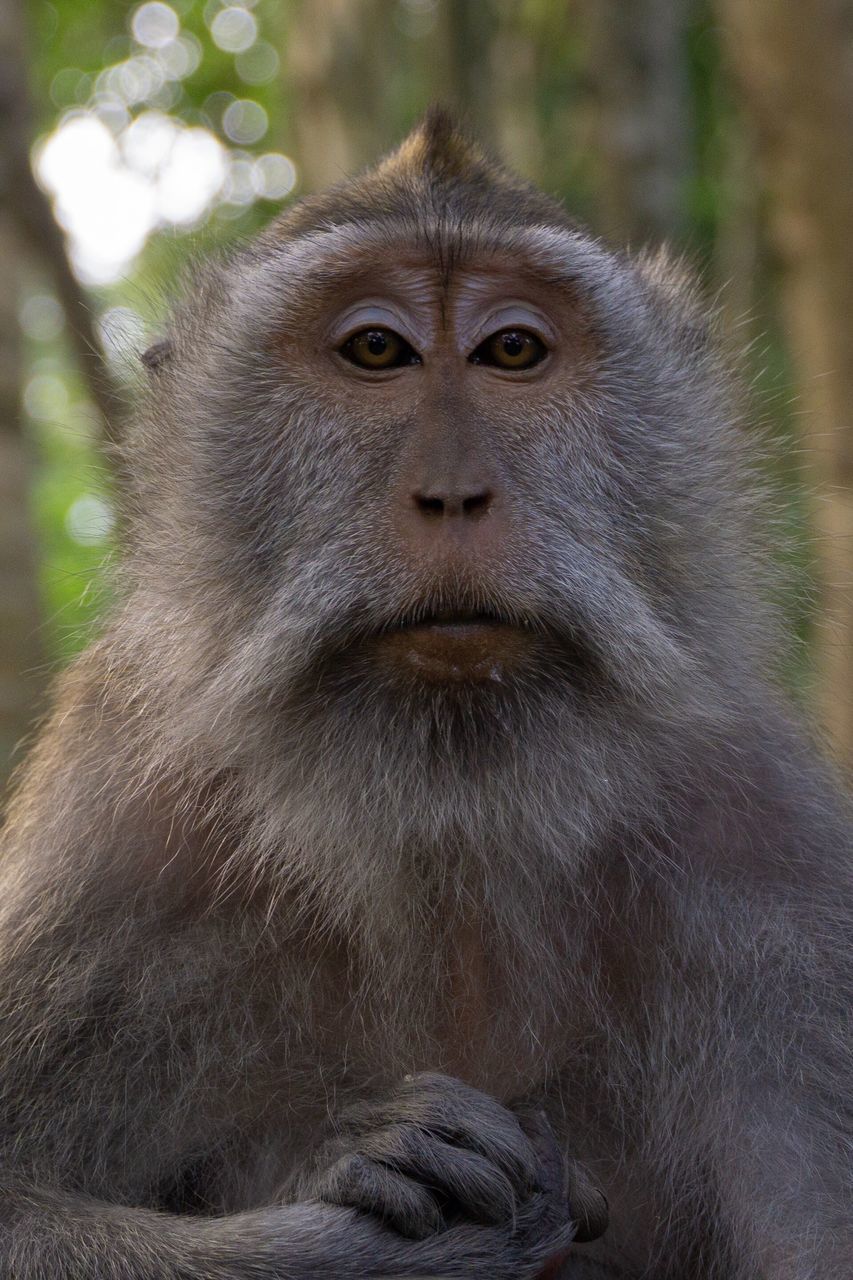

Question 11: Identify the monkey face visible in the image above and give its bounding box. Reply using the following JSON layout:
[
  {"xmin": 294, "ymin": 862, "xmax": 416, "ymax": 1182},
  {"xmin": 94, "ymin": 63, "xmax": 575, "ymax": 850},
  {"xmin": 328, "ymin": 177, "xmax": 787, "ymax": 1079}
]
[
  {"xmin": 144, "ymin": 222, "xmax": 721, "ymax": 705},
  {"xmin": 130, "ymin": 123, "xmax": 768, "ymax": 852},
  {"xmin": 276, "ymin": 234, "xmax": 605, "ymax": 689}
]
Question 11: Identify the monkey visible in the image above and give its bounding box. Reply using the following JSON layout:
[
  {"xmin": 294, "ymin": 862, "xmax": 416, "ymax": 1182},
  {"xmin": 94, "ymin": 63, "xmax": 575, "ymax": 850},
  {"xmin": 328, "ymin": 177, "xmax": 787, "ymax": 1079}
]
[{"xmin": 0, "ymin": 107, "xmax": 850, "ymax": 1279}]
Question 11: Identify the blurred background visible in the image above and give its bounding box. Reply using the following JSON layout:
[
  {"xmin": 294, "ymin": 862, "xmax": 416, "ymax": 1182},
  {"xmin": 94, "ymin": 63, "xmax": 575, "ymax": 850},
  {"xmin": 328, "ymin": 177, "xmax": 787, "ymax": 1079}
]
[{"xmin": 1, "ymin": 0, "xmax": 852, "ymax": 799}]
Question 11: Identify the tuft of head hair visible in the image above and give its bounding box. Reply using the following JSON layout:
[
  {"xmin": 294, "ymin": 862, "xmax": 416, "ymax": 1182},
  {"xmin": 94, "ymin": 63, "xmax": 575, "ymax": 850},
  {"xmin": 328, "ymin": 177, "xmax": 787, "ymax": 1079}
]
[
  {"xmin": 264, "ymin": 106, "xmax": 574, "ymax": 243},
  {"xmin": 375, "ymin": 106, "xmax": 500, "ymax": 185}
]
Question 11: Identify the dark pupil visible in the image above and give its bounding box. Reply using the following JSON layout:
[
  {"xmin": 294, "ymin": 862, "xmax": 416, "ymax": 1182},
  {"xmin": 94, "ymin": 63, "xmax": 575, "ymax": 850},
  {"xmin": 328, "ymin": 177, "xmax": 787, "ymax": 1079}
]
[
  {"xmin": 366, "ymin": 331, "xmax": 388, "ymax": 356},
  {"xmin": 502, "ymin": 332, "xmax": 525, "ymax": 357}
]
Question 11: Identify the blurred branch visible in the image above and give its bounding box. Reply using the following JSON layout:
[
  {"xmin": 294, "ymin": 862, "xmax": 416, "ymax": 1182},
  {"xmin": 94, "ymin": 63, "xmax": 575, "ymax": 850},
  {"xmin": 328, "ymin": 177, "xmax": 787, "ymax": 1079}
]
[
  {"xmin": 0, "ymin": 0, "xmax": 126, "ymax": 461},
  {"xmin": 437, "ymin": 0, "xmax": 496, "ymax": 145},
  {"xmin": 11, "ymin": 163, "xmax": 127, "ymax": 454}
]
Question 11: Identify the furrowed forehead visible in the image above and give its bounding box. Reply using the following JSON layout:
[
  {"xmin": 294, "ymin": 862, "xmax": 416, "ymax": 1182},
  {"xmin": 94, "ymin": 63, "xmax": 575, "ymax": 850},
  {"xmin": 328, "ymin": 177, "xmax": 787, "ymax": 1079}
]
[{"xmin": 243, "ymin": 218, "xmax": 626, "ymax": 299}]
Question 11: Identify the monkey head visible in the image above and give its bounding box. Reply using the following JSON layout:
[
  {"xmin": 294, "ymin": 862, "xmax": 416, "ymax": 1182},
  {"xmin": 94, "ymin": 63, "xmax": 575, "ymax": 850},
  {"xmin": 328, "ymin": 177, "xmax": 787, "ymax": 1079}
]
[{"xmin": 126, "ymin": 110, "xmax": 773, "ymax": 869}]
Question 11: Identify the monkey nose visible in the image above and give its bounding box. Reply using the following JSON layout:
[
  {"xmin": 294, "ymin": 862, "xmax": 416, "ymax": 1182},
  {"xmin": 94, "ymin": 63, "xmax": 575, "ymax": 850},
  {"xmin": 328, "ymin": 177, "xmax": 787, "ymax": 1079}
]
[
  {"xmin": 393, "ymin": 479, "xmax": 506, "ymax": 569},
  {"xmin": 392, "ymin": 426, "xmax": 507, "ymax": 558},
  {"xmin": 409, "ymin": 486, "xmax": 495, "ymax": 521}
]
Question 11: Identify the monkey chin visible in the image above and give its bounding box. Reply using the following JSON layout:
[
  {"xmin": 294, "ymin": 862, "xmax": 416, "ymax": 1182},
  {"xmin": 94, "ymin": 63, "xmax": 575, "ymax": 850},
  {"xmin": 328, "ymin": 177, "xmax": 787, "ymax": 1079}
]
[{"xmin": 377, "ymin": 620, "xmax": 532, "ymax": 684}]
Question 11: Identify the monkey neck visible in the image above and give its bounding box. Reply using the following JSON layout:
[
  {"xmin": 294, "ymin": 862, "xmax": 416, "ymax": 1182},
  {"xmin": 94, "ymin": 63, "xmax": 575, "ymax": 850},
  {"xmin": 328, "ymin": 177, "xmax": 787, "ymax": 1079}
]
[
  {"xmin": 246, "ymin": 841, "xmax": 591, "ymax": 1096},
  {"xmin": 438, "ymin": 911, "xmax": 504, "ymax": 1085},
  {"xmin": 113, "ymin": 676, "xmax": 640, "ymax": 1094}
]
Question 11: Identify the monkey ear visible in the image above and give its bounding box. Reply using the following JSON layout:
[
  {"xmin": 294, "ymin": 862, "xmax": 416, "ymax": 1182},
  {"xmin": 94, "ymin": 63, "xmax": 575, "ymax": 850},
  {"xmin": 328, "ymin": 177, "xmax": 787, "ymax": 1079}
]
[{"xmin": 140, "ymin": 338, "xmax": 173, "ymax": 372}]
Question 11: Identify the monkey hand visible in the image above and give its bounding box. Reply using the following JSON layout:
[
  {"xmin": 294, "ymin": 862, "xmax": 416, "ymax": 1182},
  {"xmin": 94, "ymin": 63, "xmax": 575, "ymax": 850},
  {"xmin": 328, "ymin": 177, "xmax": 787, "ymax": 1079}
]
[{"xmin": 292, "ymin": 1072, "xmax": 607, "ymax": 1276}]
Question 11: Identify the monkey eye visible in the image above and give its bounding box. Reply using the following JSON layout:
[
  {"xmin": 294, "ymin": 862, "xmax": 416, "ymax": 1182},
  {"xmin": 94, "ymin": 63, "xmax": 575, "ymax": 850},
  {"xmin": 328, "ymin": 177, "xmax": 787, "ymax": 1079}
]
[
  {"xmin": 340, "ymin": 327, "xmax": 420, "ymax": 371},
  {"xmin": 469, "ymin": 329, "xmax": 548, "ymax": 371}
]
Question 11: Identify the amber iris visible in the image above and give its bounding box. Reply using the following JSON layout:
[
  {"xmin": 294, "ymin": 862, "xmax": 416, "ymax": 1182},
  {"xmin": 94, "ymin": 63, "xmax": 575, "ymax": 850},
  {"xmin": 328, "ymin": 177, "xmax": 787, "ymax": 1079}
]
[
  {"xmin": 471, "ymin": 329, "xmax": 547, "ymax": 370},
  {"xmin": 341, "ymin": 328, "xmax": 418, "ymax": 370}
]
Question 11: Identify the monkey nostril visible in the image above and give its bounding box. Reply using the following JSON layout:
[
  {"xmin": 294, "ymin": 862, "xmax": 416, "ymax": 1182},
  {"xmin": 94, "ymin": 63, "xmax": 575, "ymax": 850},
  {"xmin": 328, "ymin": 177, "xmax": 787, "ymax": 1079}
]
[
  {"xmin": 411, "ymin": 489, "xmax": 494, "ymax": 519},
  {"xmin": 414, "ymin": 494, "xmax": 445, "ymax": 517},
  {"xmin": 462, "ymin": 490, "xmax": 492, "ymax": 518}
]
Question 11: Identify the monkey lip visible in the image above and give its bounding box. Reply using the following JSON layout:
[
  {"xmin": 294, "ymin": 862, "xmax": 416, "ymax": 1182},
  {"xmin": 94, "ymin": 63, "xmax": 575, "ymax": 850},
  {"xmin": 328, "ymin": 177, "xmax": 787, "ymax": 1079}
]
[
  {"xmin": 377, "ymin": 609, "xmax": 531, "ymax": 682},
  {"xmin": 412, "ymin": 608, "xmax": 511, "ymax": 631}
]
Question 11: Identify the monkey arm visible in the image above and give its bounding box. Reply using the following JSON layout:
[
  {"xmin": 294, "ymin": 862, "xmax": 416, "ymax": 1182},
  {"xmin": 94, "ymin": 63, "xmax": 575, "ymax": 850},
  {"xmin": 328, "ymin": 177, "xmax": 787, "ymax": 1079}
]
[
  {"xmin": 678, "ymin": 770, "xmax": 853, "ymax": 1277},
  {"xmin": 0, "ymin": 1181, "xmax": 576, "ymax": 1280},
  {"xmin": 0, "ymin": 1083, "xmax": 576, "ymax": 1280},
  {"xmin": 0, "ymin": 969, "xmax": 574, "ymax": 1280},
  {"xmin": 553, "ymin": 864, "xmax": 851, "ymax": 1280},
  {"xmin": 536, "ymin": 734, "xmax": 853, "ymax": 1280},
  {"xmin": 0, "ymin": 679, "xmax": 572, "ymax": 1280},
  {"xmin": 0, "ymin": 911, "xmax": 573, "ymax": 1280}
]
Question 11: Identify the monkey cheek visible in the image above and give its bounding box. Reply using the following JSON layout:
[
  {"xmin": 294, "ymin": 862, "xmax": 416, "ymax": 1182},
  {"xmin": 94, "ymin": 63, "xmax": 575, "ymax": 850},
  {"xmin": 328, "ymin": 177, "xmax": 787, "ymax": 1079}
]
[{"xmin": 376, "ymin": 624, "xmax": 531, "ymax": 684}]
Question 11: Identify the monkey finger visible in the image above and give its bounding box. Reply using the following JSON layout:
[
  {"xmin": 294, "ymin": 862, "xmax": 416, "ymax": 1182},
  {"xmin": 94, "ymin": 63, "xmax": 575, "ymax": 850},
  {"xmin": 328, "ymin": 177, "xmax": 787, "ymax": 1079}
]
[
  {"xmin": 358, "ymin": 1124, "xmax": 518, "ymax": 1226},
  {"xmin": 515, "ymin": 1110, "xmax": 609, "ymax": 1244},
  {"xmin": 513, "ymin": 1109, "xmax": 565, "ymax": 1196},
  {"xmin": 313, "ymin": 1152, "xmax": 445, "ymax": 1240},
  {"xmin": 343, "ymin": 1074, "xmax": 539, "ymax": 1193},
  {"xmin": 565, "ymin": 1160, "xmax": 609, "ymax": 1243}
]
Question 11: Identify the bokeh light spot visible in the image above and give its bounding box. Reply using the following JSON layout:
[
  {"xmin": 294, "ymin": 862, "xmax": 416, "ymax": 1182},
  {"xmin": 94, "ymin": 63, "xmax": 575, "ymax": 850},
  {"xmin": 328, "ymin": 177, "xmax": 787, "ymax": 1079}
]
[
  {"xmin": 210, "ymin": 6, "xmax": 258, "ymax": 53},
  {"xmin": 91, "ymin": 94, "xmax": 131, "ymax": 133},
  {"xmin": 24, "ymin": 373, "xmax": 69, "ymax": 422},
  {"xmin": 252, "ymin": 152, "xmax": 297, "ymax": 199},
  {"xmin": 235, "ymin": 40, "xmax": 279, "ymax": 85},
  {"xmin": 222, "ymin": 156, "xmax": 256, "ymax": 205},
  {"xmin": 35, "ymin": 115, "xmax": 156, "ymax": 284},
  {"xmin": 65, "ymin": 494, "xmax": 115, "ymax": 546},
  {"xmin": 122, "ymin": 110, "xmax": 179, "ymax": 175},
  {"xmin": 19, "ymin": 295, "xmax": 65, "ymax": 343},
  {"xmin": 49, "ymin": 68, "xmax": 91, "ymax": 107},
  {"xmin": 222, "ymin": 98, "xmax": 268, "ymax": 145},
  {"xmin": 155, "ymin": 35, "xmax": 199, "ymax": 79},
  {"xmin": 132, "ymin": 2, "xmax": 180, "ymax": 49},
  {"xmin": 98, "ymin": 306, "xmax": 148, "ymax": 368},
  {"xmin": 156, "ymin": 129, "xmax": 228, "ymax": 222}
]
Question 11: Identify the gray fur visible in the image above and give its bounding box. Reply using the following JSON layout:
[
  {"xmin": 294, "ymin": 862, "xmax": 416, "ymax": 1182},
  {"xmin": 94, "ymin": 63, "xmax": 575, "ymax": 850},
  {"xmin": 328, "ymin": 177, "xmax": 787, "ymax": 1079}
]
[{"xmin": 0, "ymin": 116, "xmax": 850, "ymax": 1278}]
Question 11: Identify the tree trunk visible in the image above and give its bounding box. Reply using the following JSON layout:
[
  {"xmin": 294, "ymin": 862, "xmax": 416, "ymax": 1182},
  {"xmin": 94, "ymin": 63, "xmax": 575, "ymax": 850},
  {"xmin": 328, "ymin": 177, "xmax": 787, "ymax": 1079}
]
[
  {"xmin": 577, "ymin": 0, "xmax": 693, "ymax": 244},
  {"xmin": 0, "ymin": 0, "xmax": 42, "ymax": 796},
  {"xmin": 284, "ymin": 0, "xmax": 398, "ymax": 190},
  {"xmin": 433, "ymin": 0, "xmax": 498, "ymax": 148},
  {"xmin": 715, "ymin": 0, "xmax": 853, "ymax": 772},
  {"xmin": 283, "ymin": 0, "xmax": 505, "ymax": 193},
  {"xmin": 0, "ymin": 213, "xmax": 42, "ymax": 798},
  {"xmin": 0, "ymin": 0, "xmax": 124, "ymax": 460}
]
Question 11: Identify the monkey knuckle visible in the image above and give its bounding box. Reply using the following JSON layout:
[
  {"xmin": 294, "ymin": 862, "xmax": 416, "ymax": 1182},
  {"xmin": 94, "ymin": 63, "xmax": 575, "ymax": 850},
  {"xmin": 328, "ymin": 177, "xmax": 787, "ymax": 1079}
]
[
  {"xmin": 396, "ymin": 1075, "xmax": 534, "ymax": 1175},
  {"xmin": 314, "ymin": 1152, "xmax": 372, "ymax": 1202},
  {"xmin": 470, "ymin": 1163, "xmax": 518, "ymax": 1224},
  {"xmin": 400, "ymin": 1071, "xmax": 455, "ymax": 1093},
  {"xmin": 399, "ymin": 1072, "xmax": 488, "ymax": 1113},
  {"xmin": 390, "ymin": 1182, "xmax": 445, "ymax": 1241},
  {"xmin": 513, "ymin": 1190, "xmax": 571, "ymax": 1249},
  {"xmin": 358, "ymin": 1123, "xmax": 419, "ymax": 1168},
  {"xmin": 569, "ymin": 1183, "xmax": 610, "ymax": 1244},
  {"xmin": 513, "ymin": 1111, "xmax": 564, "ymax": 1192},
  {"xmin": 480, "ymin": 1110, "xmax": 534, "ymax": 1158},
  {"xmin": 392, "ymin": 1073, "xmax": 464, "ymax": 1120}
]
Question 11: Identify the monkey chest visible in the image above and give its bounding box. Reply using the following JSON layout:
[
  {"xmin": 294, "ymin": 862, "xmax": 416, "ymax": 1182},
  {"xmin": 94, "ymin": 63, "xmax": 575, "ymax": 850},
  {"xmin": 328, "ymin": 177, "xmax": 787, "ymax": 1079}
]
[{"xmin": 282, "ymin": 920, "xmax": 565, "ymax": 1106}]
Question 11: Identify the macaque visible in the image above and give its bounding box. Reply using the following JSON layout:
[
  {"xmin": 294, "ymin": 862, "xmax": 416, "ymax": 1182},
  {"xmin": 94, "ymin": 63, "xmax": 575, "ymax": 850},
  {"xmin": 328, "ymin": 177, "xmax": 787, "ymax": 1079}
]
[{"xmin": 1, "ymin": 110, "xmax": 850, "ymax": 1278}]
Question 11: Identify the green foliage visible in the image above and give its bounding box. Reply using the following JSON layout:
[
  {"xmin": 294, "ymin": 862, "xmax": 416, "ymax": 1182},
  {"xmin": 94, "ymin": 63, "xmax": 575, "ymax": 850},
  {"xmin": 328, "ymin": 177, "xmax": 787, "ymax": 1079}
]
[
  {"xmin": 26, "ymin": 0, "xmax": 293, "ymax": 659},
  {"xmin": 23, "ymin": 344, "xmax": 114, "ymax": 665}
]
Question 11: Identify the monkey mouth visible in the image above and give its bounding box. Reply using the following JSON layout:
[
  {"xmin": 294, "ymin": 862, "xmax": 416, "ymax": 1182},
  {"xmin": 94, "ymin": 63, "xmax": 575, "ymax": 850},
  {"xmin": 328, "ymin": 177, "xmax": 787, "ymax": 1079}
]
[
  {"xmin": 376, "ymin": 605, "xmax": 532, "ymax": 682},
  {"xmin": 398, "ymin": 605, "xmax": 519, "ymax": 631}
]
